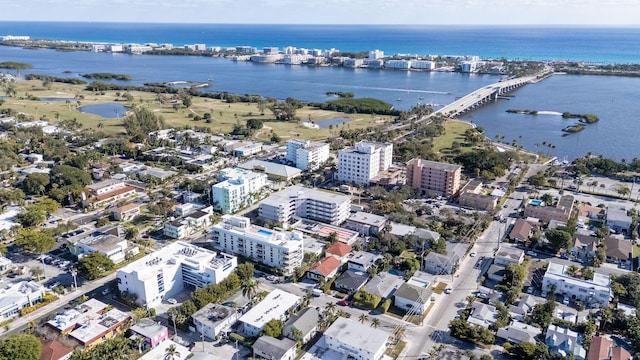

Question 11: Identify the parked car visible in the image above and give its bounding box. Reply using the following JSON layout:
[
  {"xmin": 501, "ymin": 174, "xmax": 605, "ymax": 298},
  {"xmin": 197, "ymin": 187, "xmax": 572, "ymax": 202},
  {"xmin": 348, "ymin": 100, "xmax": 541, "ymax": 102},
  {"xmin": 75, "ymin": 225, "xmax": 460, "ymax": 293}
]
[
  {"xmin": 444, "ymin": 288, "xmax": 453, "ymax": 294},
  {"xmin": 563, "ymin": 296, "xmax": 570, "ymax": 305},
  {"xmin": 102, "ymin": 288, "xmax": 111, "ymax": 295},
  {"xmin": 167, "ymin": 298, "xmax": 177, "ymax": 304},
  {"xmin": 337, "ymin": 300, "xmax": 349, "ymax": 306},
  {"xmin": 470, "ymin": 252, "xmax": 477, "ymax": 257},
  {"xmin": 560, "ymin": 254, "xmax": 569, "ymax": 260},
  {"xmin": 527, "ymin": 286, "xmax": 534, "ymax": 294}
]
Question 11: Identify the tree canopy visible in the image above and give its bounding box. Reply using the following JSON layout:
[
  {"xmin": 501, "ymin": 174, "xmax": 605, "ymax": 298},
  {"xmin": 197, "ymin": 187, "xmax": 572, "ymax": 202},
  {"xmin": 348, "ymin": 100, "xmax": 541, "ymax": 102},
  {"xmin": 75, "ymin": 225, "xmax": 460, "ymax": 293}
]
[
  {"xmin": 122, "ymin": 107, "xmax": 165, "ymax": 142},
  {"xmin": 546, "ymin": 229, "xmax": 573, "ymax": 253},
  {"xmin": 15, "ymin": 228, "xmax": 55, "ymax": 254},
  {"xmin": 0, "ymin": 333, "xmax": 42, "ymax": 360},
  {"xmin": 76, "ymin": 252, "xmax": 115, "ymax": 280}
]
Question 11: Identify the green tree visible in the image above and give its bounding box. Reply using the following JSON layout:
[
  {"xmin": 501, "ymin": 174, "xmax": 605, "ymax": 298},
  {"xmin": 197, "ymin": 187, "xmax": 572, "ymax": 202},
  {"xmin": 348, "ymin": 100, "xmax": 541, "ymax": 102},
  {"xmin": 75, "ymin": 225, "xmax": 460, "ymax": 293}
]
[
  {"xmin": 15, "ymin": 228, "xmax": 55, "ymax": 254},
  {"xmin": 371, "ymin": 318, "xmax": 381, "ymax": 328},
  {"xmin": 95, "ymin": 217, "xmax": 110, "ymax": 227},
  {"xmin": 236, "ymin": 263, "xmax": 255, "ymax": 282},
  {"xmin": 50, "ymin": 164, "xmax": 92, "ymax": 188},
  {"xmin": 545, "ymin": 229, "xmax": 573, "ymax": 253},
  {"xmin": 0, "ymin": 188, "xmax": 25, "ymax": 205},
  {"xmin": 122, "ymin": 107, "xmax": 165, "ymax": 143},
  {"xmin": 358, "ymin": 313, "xmax": 369, "ymax": 324},
  {"xmin": 164, "ymin": 344, "xmax": 181, "ymax": 360},
  {"xmin": 241, "ymin": 279, "xmax": 259, "ymax": 302},
  {"xmin": 23, "ymin": 173, "xmax": 50, "ymax": 195},
  {"xmin": 0, "ymin": 333, "xmax": 42, "ymax": 360},
  {"xmin": 76, "ymin": 252, "xmax": 115, "ymax": 280},
  {"xmin": 260, "ymin": 319, "xmax": 284, "ymax": 338}
]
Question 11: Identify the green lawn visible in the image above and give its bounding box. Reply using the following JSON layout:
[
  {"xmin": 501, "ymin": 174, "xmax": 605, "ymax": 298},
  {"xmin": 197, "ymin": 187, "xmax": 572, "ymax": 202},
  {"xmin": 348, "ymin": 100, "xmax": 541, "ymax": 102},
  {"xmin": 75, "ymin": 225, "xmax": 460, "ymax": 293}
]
[{"xmin": 432, "ymin": 120, "xmax": 473, "ymax": 154}]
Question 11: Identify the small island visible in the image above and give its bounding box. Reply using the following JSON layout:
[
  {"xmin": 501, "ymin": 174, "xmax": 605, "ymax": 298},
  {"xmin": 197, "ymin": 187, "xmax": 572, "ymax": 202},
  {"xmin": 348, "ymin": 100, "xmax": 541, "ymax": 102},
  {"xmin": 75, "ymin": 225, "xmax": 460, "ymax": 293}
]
[
  {"xmin": 325, "ymin": 91, "xmax": 354, "ymax": 98},
  {"xmin": 506, "ymin": 109, "xmax": 599, "ymax": 134},
  {"xmin": 81, "ymin": 73, "xmax": 131, "ymax": 81},
  {"xmin": 0, "ymin": 61, "xmax": 33, "ymax": 70}
]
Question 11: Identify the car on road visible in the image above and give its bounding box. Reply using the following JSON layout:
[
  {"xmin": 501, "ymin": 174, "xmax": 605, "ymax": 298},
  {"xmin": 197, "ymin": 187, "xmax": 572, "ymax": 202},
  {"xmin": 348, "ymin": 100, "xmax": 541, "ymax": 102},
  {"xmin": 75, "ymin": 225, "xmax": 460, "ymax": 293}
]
[
  {"xmin": 470, "ymin": 252, "xmax": 477, "ymax": 257},
  {"xmin": 102, "ymin": 288, "xmax": 111, "ymax": 295},
  {"xmin": 526, "ymin": 251, "xmax": 538, "ymax": 257},
  {"xmin": 503, "ymin": 204, "xmax": 508, "ymax": 208},
  {"xmin": 563, "ymin": 296, "xmax": 570, "ymax": 305},
  {"xmin": 444, "ymin": 288, "xmax": 453, "ymax": 294},
  {"xmin": 266, "ymin": 275, "xmax": 278, "ymax": 282},
  {"xmin": 337, "ymin": 300, "xmax": 349, "ymax": 306},
  {"xmin": 167, "ymin": 298, "xmax": 177, "ymax": 304},
  {"xmin": 527, "ymin": 286, "xmax": 534, "ymax": 294}
]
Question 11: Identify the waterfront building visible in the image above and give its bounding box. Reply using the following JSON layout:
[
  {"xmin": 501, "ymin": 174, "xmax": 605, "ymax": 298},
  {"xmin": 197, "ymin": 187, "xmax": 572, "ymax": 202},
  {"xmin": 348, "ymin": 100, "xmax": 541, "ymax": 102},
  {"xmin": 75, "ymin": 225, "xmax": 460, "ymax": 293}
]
[
  {"xmin": 460, "ymin": 61, "xmax": 478, "ymax": 73},
  {"xmin": 406, "ymin": 158, "xmax": 462, "ymax": 197},
  {"xmin": 116, "ymin": 242, "xmax": 237, "ymax": 308},
  {"xmin": 285, "ymin": 139, "xmax": 330, "ymax": 170},
  {"xmin": 385, "ymin": 60, "xmax": 412, "ymax": 69},
  {"xmin": 411, "ymin": 60, "xmax": 436, "ymax": 70},
  {"xmin": 542, "ymin": 262, "xmax": 611, "ymax": 308},
  {"xmin": 323, "ymin": 317, "xmax": 389, "ymax": 360},
  {"xmin": 258, "ymin": 185, "xmax": 351, "ymax": 226},
  {"xmin": 369, "ymin": 49, "xmax": 384, "ymax": 59},
  {"xmin": 211, "ymin": 215, "xmax": 304, "ymax": 274},
  {"xmin": 343, "ymin": 58, "xmax": 364, "ymax": 68},
  {"xmin": 337, "ymin": 140, "xmax": 393, "ymax": 185},
  {"xmin": 238, "ymin": 289, "xmax": 300, "ymax": 337},
  {"xmin": 212, "ymin": 168, "xmax": 268, "ymax": 214}
]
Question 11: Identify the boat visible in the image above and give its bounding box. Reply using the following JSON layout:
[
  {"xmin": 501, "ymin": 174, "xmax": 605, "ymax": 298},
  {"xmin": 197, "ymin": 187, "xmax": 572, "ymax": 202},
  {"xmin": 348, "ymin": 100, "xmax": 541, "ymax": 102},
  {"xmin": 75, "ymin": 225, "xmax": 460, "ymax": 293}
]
[{"xmin": 396, "ymin": 98, "xmax": 403, "ymax": 101}]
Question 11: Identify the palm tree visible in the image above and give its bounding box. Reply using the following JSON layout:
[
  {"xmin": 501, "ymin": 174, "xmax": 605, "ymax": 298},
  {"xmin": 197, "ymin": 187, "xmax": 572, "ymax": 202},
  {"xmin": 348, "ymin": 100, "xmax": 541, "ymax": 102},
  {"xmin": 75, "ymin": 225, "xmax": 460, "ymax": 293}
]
[
  {"xmin": 164, "ymin": 344, "xmax": 181, "ymax": 360},
  {"xmin": 133, "ymin": 336, "xmax": 145, "ymax": 353},
  {"xmin": 393, "ymin": 325, "xmax": 407, "ymax": 343},
  {"xmin": 241, "ymin": 279, "xmax": 259, "ymax": 303},
  {"xmin": 358, "ymin": 313, "xmax": 369, "ymax": 324},
  {"xmin": 371, "ymin": 318, "xmax": 381, "ymax": 328}
]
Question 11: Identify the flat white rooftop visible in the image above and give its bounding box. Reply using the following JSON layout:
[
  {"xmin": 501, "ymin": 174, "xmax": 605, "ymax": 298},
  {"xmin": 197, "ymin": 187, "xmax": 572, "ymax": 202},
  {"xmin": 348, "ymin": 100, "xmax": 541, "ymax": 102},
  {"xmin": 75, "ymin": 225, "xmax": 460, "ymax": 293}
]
[
  {"xmin": 261, "ymin": 185, "xmax": 350, "ymax": 207},
  {"xmin": 239, "ymin": 289, "xmax": 300, "ymax": 331},
  {"xmin": 545, "ymin": 261, "xmax": 610, "ymax": 289},
  {"xmin": 324, "ymin": 317, "xmax": 389, "ymax": 355}
]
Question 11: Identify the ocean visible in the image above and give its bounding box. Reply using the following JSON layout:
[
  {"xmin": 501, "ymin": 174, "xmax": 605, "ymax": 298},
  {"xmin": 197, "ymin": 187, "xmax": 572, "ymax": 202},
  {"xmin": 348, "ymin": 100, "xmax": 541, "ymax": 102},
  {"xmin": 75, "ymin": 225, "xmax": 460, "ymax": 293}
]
[
  {"xmin": 0, "ymin": 22, "xmax": 639, "ymax": 161},
  {"xmin": 1, "ymin": 22, "xmax": 640, "ymax": 64}
]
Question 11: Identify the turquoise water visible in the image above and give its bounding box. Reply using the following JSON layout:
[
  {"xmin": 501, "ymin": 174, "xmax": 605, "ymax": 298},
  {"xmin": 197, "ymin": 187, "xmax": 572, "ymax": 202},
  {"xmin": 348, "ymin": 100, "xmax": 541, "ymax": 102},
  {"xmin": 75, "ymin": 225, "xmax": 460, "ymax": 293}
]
[
  {"xmin": 257, "ymin": 229, "xmax": 273, "ymax": 236},
  {"xmin": 529, "ymin": 199, "xmax": 543, "ymax": 206}
]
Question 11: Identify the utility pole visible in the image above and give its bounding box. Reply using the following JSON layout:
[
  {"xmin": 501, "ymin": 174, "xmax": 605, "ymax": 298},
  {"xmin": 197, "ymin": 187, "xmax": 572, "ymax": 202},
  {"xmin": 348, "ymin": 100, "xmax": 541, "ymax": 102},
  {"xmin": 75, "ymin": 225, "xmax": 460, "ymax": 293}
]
[{"xmin": 70, "ymin": 269, "xmax": 78, "ymax": 290}]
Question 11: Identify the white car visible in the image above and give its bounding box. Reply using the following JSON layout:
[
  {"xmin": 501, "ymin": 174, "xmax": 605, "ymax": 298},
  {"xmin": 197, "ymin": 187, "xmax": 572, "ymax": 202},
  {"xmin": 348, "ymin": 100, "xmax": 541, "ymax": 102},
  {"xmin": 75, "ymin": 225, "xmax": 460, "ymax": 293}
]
[
  {"xmin": 101, "ymin": 288, "xmax": 111, "ymax": 295},
  {"xmin": 444, "ymin": 288, "xmax": 453, "ymax": 294},
  {"xmin": 167, "ymin": 298, "xmax": 177, "ymax": 304},
  {"xmin": 470, "ymin": 252, "xmax": 477, "ymax": 257}
]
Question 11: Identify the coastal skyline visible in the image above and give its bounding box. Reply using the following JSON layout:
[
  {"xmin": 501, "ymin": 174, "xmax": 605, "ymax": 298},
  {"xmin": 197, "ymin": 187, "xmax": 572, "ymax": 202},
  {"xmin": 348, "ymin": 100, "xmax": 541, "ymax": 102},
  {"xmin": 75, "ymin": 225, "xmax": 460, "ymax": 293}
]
[{"xmin": 1, "ymin": 0, "xmax": 640, "ymax": 26}]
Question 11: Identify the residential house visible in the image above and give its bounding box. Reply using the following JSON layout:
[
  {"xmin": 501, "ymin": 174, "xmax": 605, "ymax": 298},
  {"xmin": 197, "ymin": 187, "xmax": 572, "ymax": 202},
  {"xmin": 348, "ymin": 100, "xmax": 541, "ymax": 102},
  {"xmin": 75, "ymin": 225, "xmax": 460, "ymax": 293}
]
[
  {"xmin": 238, "ymin": 289, "xmax": 300, "ymax": 337},
  {"xmin": 605, "ymin": 234, "xmax": 633, "ymax": 268},
  {"xmin": 545, "ymin": 324, "xmax": 586, "ymax": 360},
  {"xmin": 345, "ymin": 211, "xmax": 388, "ymax": 236},
  {"xmin": 334, "ymin": 271, "xmax": 369, "ymax": 293},
  {"xmin": 422, "ymin": 242, "xmax": 467, "ymax": 275},
  {"xmin": 111, "ymin": 203, "xmax": 142, "ymax": 221},
  {"xmin": 283, "ymin": 307, "xmax": 320, "ymax": 344},
  {"xmin": 192, "ymin": 303, "xmax": 239, "ymax": 340},
  {"xmin": 577, "ymin": 204, "xmax": 604, "ymax": 223},
  {"xmin": 570, "ymin": 234, "xmax": 599, "ymax": 260},
  {"xmin": 496, "ymin": 321, "xmax": 542, "ymax": 344},
  {"xmin": 393, "ymin": 282, "xmax": 432, "ymax": 314},
  {"xmin": 347, "ymin": 251, "xmax": 380, "ymax": 272},
  {"xmin": 458, "ymin": 180, "xmax": 498, "ymax": 211},
  {"xmin": 307, "ymin": 256, "xmax": 342, "ymax": 282},
  {"xmin": 138, "ymin": 340, "xmax": 191, "ymax": 360},
  {"xmin": 325, "ymin": 242, "xmax": 353, "ymax": 261},
  {"xmin": 486, "ymin": 264, "xmax": 507, "ymax": 282},
  {"xmin": 509, "ymin": 218, "xmax": 534, "ymax": 243},
  {"xmin": 587, "ymin": 335, "xmax": 632, "ymax": 360},
  {"xmin": 435, "ymin": 349, "xmax": 470, "ymax": 360},
  {"xmin": 364, "ymin": 272, "xmax": 405, "ymax": 299},
  {"xmin": 467, "ymin": 301, "xmax": 498, "ymax": 329},
  {"xmin": 494, "ymin": 246, "xmax": 525, "ymax": 266},
  {"xmin": 323, "ymin": 317, "xmax": 389, "ymax": 360},
  {"xmin": 414, "ymin": 228, "xmax": 441, "ymax": 248},
  {"xmin": 129, "ymin": 318, "xmax": 169, "ymax": 350},
  {"xmin": 252, "ymin": 336, "xmax": 297, "ymax": 360},
  {"xmin": 606, "ymin": 207, "xmax": 632, "ymax": 233},
  {"xmin": 0, "ymin": 256, "xmax": 12, "ymax": 272},
  {"xmin": 39, "ymin": 339, "xmax": 73, "ymax": 360}
]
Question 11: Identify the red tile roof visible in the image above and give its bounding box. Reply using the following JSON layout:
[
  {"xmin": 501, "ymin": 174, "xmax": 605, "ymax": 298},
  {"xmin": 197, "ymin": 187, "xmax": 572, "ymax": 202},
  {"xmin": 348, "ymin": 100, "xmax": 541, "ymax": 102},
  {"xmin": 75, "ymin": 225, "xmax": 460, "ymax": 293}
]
[
  {"xmin": 309, "ymin": 256, "xmax": 341, "ymax": 277},
  {"xmin": 611, "ymin": 346, "xmax": 632, "ymax": 360},
  {"xmin": 325, "ymin": 242, "xmax": 353, "ymax": 258},
  {"xmin": 40, "ymin": 339, "xmax": 73, "ymax": 360},
  {"xmin": 587, "ymin": 336, "xmax": 611, "ymax": 360},
  {"xmin": 88, "ymin": 185, "xmax": 136, "ymax": 203}
]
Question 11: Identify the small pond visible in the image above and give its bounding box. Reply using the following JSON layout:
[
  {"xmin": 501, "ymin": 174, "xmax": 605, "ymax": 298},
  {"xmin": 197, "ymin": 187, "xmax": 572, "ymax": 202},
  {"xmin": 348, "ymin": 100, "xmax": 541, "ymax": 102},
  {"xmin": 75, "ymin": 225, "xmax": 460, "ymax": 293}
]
[
  {"xmin": 313, "ymin": 117, "xmax": 351, "ymax": 129},
  {"xmin": 78, "ymin": 103, "xmax": 128, "ymax": 118}
]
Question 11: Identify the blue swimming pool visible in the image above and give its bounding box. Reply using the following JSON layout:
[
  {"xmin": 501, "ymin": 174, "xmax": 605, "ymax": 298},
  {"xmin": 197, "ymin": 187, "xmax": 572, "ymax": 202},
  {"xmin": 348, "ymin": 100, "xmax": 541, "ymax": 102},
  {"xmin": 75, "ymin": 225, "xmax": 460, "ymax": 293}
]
[
  {"xmin": 258, "ymin": 229, "xmax": 273, "ymax": 236},
  {"xmin": 529, "ymin": 199, "xmax": 543, "ymax": 206}
]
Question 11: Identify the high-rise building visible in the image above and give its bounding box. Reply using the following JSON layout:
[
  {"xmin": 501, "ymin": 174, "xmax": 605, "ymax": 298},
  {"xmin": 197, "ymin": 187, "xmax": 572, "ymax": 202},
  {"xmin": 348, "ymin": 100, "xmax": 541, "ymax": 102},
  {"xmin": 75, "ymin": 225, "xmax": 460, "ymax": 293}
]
[
  {"xmin": 285, "ymin": 139, "xmax": 330, "ymax": 170},
  {"xmin": 337, "ymin": 141, "xmax": 393, "ymax": 185},
  {"xmin": 211, "ymin": 168, "xmax": 268, "ymax": 214},
  {"xmin": 406, "ymin": 158, "xmax": 462, "ymax": 197}
]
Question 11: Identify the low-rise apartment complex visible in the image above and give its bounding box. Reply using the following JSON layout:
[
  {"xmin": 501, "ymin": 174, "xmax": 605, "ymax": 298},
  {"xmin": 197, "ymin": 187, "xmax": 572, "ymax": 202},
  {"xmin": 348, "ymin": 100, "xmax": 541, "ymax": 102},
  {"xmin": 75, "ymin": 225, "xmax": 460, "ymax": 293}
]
[
  {"xmin": 258, "ymin": 185, "xmax": 351, "ymax": 226},
  {"xmin": 211, "ymin": 215, "xmax": 304, "ymax": 275},
  {"xmin": 542, "ymin": 262, "xmax": 611, "ymax": 307},
  {"xmin": 524, "ymin": 195, "xmax": 575, "ymax": 223},
  {"xmin": 117, "ymin": 242, "xmax": 237, "ymax": 308}
]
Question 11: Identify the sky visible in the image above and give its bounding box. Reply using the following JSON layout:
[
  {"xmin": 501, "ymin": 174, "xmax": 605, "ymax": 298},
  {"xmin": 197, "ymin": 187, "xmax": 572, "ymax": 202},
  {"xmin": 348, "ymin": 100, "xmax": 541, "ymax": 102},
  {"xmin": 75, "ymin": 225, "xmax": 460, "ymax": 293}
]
[{"xmin": 1, "ymin": 0, "xmax": 639, "ymax": 25}]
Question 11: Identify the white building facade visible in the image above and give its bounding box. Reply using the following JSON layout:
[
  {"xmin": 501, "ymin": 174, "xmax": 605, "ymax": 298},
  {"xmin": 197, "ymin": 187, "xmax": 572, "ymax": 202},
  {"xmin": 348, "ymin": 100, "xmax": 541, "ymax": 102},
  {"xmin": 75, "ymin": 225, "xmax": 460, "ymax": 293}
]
[
  {"xmin": 117, "ymin": 242, "xmax": 237, "ymax": 308},
  {"xmin": 211, "ymin": 216, "xmax": 304, "ymax": 275},
  {"xmin": 542, "ymin": 262, "xmax": 611, "ymax": 307},
  {"xmin": 324, "ymin": 317, "xmax": 389, "ymax": 360},
  {"xmin": 212, "ymin": 168, "xmax": 268, "ymax": 214},
  {"xmin": 285, "ymin": 139, "xmax": 330, "ymax": 171},
  {"xmin": 258, "ymin": 185, "xmax": 351, "ymax": 226},
  {"xmin": 337, "ymin": 141, "xmax": 393, "ymax": 185}
]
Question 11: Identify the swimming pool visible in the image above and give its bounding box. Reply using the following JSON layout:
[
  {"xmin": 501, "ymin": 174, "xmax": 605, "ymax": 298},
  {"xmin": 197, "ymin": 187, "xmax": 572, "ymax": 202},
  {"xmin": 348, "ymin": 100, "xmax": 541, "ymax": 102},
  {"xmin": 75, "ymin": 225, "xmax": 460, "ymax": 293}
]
[
  {"xmin": 529, "ymin": 199, "xmax": 543, "ymax": 206},
  {"xmin": 257, "ymin": 229, "xmax": 273, "ymax": 236}
]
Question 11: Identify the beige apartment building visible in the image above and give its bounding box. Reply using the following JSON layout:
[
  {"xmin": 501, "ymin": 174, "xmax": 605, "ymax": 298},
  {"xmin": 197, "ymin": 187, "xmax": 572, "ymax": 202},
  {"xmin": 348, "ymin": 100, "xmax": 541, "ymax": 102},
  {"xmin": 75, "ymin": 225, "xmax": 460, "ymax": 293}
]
[{"xmin": 406, "ymin": 159, "xmax": 462, "ymax": 197}]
